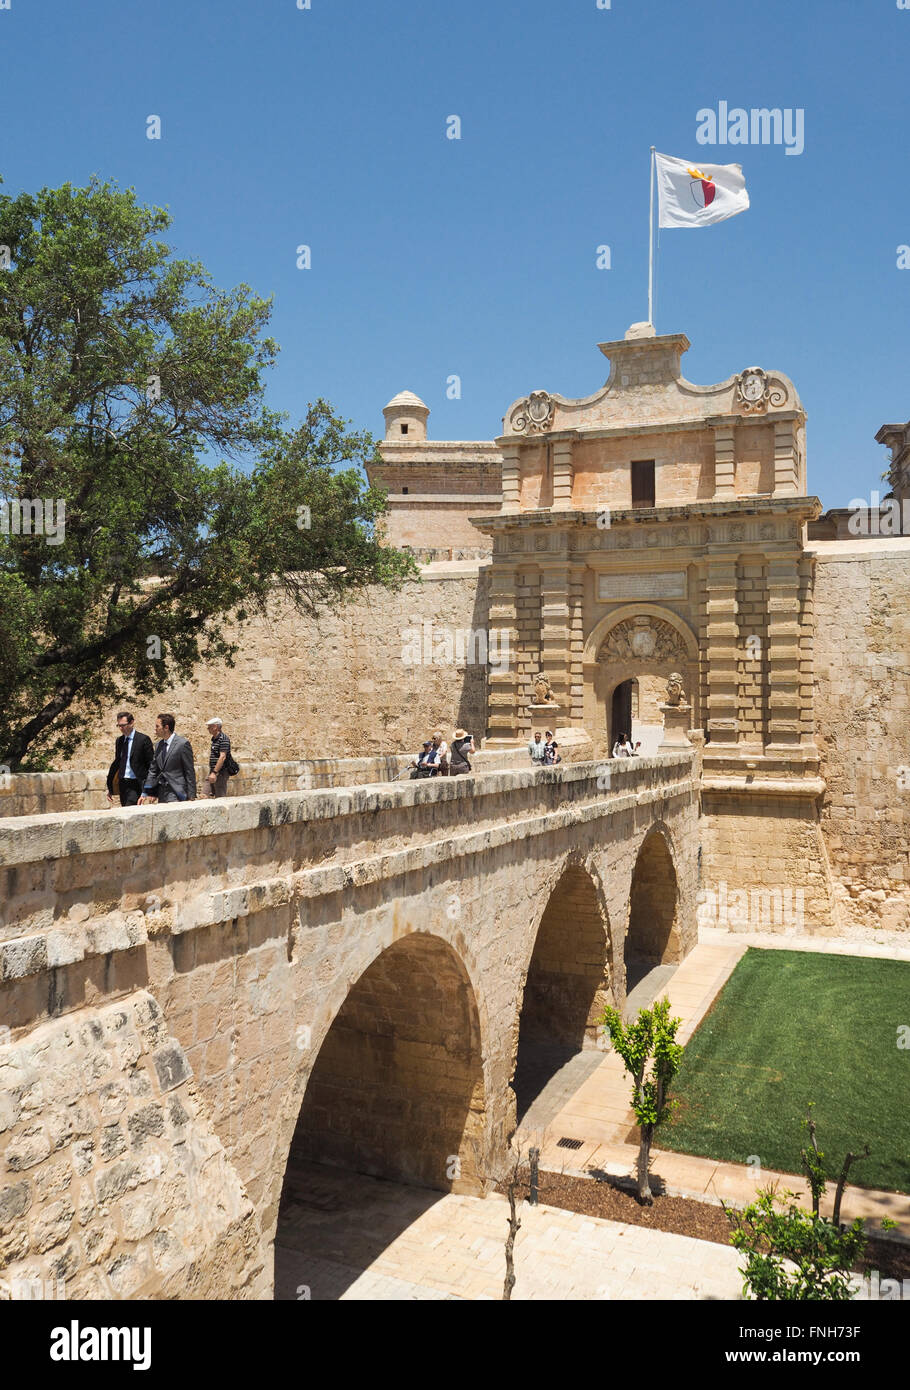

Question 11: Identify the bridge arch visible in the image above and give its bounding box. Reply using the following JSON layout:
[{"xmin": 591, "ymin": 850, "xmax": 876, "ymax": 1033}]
[
  {"xmin": 276, "ymin": 931, "xmax": 486, "ymax": 1210},
  {"xmin": 511, "ymin": 857, "xmax": 614, "ymax": 1122},
  {"xmin": 625, "ymin": 822, "xmax": 681, "ymax": 992}
]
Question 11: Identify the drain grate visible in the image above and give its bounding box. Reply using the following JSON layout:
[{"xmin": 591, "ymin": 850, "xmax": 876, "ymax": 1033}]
[{"xmin": 556, "ymin": 1136, "xmax": 584, "ymax": 1150}]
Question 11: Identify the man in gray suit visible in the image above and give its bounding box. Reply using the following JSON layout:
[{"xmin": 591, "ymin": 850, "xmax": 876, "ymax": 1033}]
[{"xmin": 138, "ymin": 713, "xmax": 197, "ymax": 804}]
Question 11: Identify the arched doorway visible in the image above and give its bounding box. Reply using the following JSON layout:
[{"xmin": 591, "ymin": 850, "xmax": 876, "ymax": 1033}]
[
  {"xmin": 583, "ymin": 606, "xmax": 700, "ymax": 759},
  {"xmin": 511, "ymin": 864, "xmax": 612, "ymax": 1125},
  {"xmin": 274, "ymin": 933, "xmax": 485, "ymax": 1298},
  {"xmin": 625, "ymin": 827, "xmax": 680, "ymax": 1000},
  {"xmin": 610, "ymin": 677, "xmax": 638, "ymax": 751}
]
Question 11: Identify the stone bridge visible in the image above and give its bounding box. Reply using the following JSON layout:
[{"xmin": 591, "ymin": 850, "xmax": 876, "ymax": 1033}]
[{"xmin": 0, "ymin": 752, "xmax": 699, "ymax": 1299}]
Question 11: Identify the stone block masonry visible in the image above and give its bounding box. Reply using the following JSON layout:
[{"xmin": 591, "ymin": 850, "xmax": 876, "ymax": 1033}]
[
  {"xmin": 812, "ymin": 542, "xmax": 910, "ymax": 936},
  {"xmin": 0, "ymin": 991, "xmax": 265, "ymax": 1299},
  {"xmin": 0, "ymin": 755, "xmax": 700, "ymax": 1297},
  {"xmin": 64, "ymin": 565, "xmax": 491, "ymax": 769}
]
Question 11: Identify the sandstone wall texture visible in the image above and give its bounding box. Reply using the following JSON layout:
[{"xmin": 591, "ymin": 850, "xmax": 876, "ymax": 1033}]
[
  {"xmin": 698, "ymin": 790, "xmax": 835, "ymax": 935},
  {"xmin": 0, "ymin": 756, "xmax": 700, "ymax": 1297},
  {"xmin": 812, "ymin": 542, "xmax": 910, "ymax": 936},
  {"xmin": 65, "ymin": 565, "xmax": 490, "ymax": 770},
  {"xmin": 0, "ymin": 991, "xmax": 265, "ymax": 1300}
]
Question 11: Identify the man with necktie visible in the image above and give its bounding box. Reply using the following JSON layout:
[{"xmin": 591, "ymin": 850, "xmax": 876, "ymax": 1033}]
[
  {"xmin": 106, "ymin": 711, "xmax": 154, "ymax": 807},
  {"xmin": 139, "ymin": 713, "xmax": 197, "ymax": 805}
]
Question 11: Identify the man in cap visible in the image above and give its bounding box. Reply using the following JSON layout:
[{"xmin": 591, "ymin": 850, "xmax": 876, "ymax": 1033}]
[{"xmin": 205, "ymin": 717, "xmax": 232, "ymax": 797}]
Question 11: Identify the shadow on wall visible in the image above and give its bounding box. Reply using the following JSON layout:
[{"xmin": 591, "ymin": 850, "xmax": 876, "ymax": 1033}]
[
  {"xmin": 511, "ymin": 862, "xmax": 613, "ymax": 1123},
  {"xmin": 273, "ymin": 933, "xmax": 485, "ymax": 1298}
]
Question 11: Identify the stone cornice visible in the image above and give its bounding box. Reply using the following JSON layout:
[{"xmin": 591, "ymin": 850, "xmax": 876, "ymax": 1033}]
[
  {"xmin": 470, "ymin": 496, "xmax": 823, "ymax": 533},
  {"xmin": 596, "ymin": 330, "xmax": 691, "ymax": 360},
  {"xmin": 377, "ymin": 441, "xmax": 502, "ymax": 461},
  {"xmin": 494, "ymin": 411, "xmax": 804, "ymax": 450}
]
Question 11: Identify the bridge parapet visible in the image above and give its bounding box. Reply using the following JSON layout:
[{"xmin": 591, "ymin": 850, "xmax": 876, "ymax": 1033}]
[
  {"xmin": 0, "ymin": 752, "xmax": 697, "ymax": 1016},
  {"xmin": 0, "ymin": 747, "xmax": 544, "ymax": 818}
]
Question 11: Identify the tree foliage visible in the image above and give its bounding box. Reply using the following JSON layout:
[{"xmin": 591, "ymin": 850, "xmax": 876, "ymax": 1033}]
[
  {"xmin": 726, "ymin": 1109, "xmax": 892, "ymax": 1300},
  {"xmin": 602, "ymin": 996, "xmax": 684, "ymax": 1203},
  {"xmin": 0, "ymin": 177, "xmax": 415, "ymax": 768},
  {"xmin": 725, "ymin": 1186, "xmax": 867, "ymax": 1301}
]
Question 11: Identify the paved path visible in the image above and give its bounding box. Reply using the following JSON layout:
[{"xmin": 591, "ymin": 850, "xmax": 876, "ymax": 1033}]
[
  {"xmin": 519, "ymin": 929, "xmax": 910, "ymax": 1236},
  {"xmin": 274, "ymin": 1163, "xmax": 744, "ymax": 1300}
]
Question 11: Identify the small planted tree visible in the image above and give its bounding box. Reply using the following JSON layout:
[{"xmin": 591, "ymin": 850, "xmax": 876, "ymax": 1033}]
[
  {"xmin": 725, "ymin": 1110, "xmax": 893, "ymax": 1300},
  {"xmin": 601, "ymin": 996, "xmax": 683, "ymax": 1205},
  {"xmin": 725, "ymin": 1187, "xmax": 868, "ymax": 1300},
  {"xmin": 799, "ymin": 1104, "xmax": 870, "ymax": 1227}
]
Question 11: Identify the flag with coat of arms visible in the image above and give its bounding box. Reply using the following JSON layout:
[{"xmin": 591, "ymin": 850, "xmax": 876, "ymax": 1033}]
[{"xmin": 654, "ymin": 151, "xmax": 750, "ymax": 229}]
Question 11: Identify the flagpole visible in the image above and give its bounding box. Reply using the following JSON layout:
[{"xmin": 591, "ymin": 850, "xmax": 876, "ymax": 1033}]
[{"xmin": 648, "ymin": 146, "xmax": 656, "ymax": 326}]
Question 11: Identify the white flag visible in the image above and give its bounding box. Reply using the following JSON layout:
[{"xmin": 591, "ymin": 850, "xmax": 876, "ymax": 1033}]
[{"xmin": 655, "ymin": 151, "xmax": 749, "ymax": 229}]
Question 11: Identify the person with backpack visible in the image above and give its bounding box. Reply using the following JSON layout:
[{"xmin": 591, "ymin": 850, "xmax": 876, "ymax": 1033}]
[
  {"xmin": 449, "ymin": 728, "xmax": 475, "ymax": 777},
  {"xmin": 204, "ymin": 717, "xmax": 237, "ymax": 797}
]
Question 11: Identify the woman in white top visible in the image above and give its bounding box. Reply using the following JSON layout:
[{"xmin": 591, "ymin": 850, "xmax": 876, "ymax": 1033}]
[
  {"xmin": 431, "ymin": 728, "xmax": 448, "ymax": 775},
  {"xmin": 612, "ymin": 733, "xmax": 633, "ymax": 758}
]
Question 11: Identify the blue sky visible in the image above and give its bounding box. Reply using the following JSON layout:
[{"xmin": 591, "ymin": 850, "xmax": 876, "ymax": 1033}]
[{"xmin": 0, "ymin": 0, "xmax": 907, "ymax": 508}]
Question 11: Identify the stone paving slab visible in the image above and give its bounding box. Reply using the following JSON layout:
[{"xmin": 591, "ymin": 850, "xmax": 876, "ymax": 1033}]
[{"xmin": 274, "ymin": 1163, "xmax": 744, "ymax": 1300}]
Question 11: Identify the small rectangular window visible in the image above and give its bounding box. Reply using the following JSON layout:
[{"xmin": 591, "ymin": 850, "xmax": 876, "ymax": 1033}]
[
  {"xmin": 401, "ymin": 423, "xmax": 409, "ymax": 435},
  {"xmin": 631, "ymin": 459, "xmax": 655, "ymax": 508}
]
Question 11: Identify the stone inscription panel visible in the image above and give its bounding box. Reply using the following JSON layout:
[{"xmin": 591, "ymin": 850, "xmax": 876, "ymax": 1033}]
[{"xmin": 597, "ymin": 571, "xmax": 687, "ymax": 601}]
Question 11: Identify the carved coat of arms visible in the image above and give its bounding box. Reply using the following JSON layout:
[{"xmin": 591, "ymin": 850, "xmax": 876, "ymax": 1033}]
[
  {"xmin": 735, "ymin": 367, "xmax": 788, "ymax": 414},
  {"xmin": 630, "ymin": 628, "xmax": 657, "ymax": 659},
  {"xmin": 598, "ymin": 617, "xmax": 688, "ymax": 666},
  {"xmin": 510, "ymin": 390, "xmax": 554, "ymax": 434}
]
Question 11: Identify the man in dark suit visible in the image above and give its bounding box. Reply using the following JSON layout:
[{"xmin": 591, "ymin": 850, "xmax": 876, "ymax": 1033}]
[
  {"xmin": 106, "ymin": 711, "xmax": 154, "ymax": 807},
  {"xmin": 138, "ymin": 713, "xmax": 197, "ymax": 804}
]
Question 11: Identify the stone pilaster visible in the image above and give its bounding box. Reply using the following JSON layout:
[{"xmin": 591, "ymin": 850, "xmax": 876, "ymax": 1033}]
[
  {"xmin": 538, "ymin": 562, "xmax": 571, "ymax": 713},
  {"xmin": 705, "ymin": 558, "xmax": 740, "ymax": 745},
  {"xmin": 765, "ymin": 556, "xmax": 802, "ymax": 749},
  {"xmin": 501, "ymin": 442, "xmax": 521, "ymax": 513},
  {"xmin": 485, "ymin": 563, "xmax": 522, "ymax": 744},
  {"xmin": 568, "ymin": 564, "xmax": 585, "ymax": 724},
  {"xmin": 713, "ymin": 424, "xmax": 736, "ymax": 500},
  {"xmin": 552, "ymin": 438, "xmax": 574, "ymax": 509},
  {"xmin": 773, "ymin": 420, "xmax": 798, "ymax": 496},
  {"xmin": 798, "ymin": 555, "xmax": 815, "ymax": 747}
]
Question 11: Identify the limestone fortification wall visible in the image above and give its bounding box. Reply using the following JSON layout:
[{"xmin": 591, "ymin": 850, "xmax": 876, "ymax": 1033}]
[
  {"xmin": 65, "ymin": 563, "xmax": 491, "ymax": 770},
  {"xmin": 812, "ymin": 541, "xmax": 910, "ymax": 936}
]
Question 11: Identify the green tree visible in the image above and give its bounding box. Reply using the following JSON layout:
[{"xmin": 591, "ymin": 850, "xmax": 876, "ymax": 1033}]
[
  {"xmin": 725, "ymin": 1186, "xmax": 867, "ymax": 1300},
  {"xmin": 601, "ymin": 996, "xmax": 684, "ymax": 1204},
  {"xmin": 726, "ymin": 1111, "xmax": 892, "ymax": 1300},
  {"xmin": 0, "ymin": 177, "xmax": 415, "ymax": 768}
]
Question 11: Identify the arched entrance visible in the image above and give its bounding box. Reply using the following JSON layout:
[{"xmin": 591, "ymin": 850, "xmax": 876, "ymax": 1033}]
[
  {"xmin": 511, "ymin": 864, "xmax": 612, "ymax": 1125},
  {"xmin": 626, "ymin": 827, "xmax": 680, "ymax": 999},
  {"xmin": 610, "ymin": 677, "xmax": 638, "ymax": 751},
  {"xmin": 274, "ymin": 933, "xmax": 485, "ymax": 1298},
  {"xmin": 583, "ymin": 606, "xmax": 700, "ymax": 758}
]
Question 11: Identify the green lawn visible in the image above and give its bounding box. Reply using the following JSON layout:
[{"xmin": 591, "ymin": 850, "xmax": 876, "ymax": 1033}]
[{"xmin": 660, "ymin": 948, "xmax": 910, "ymax": 1195}]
